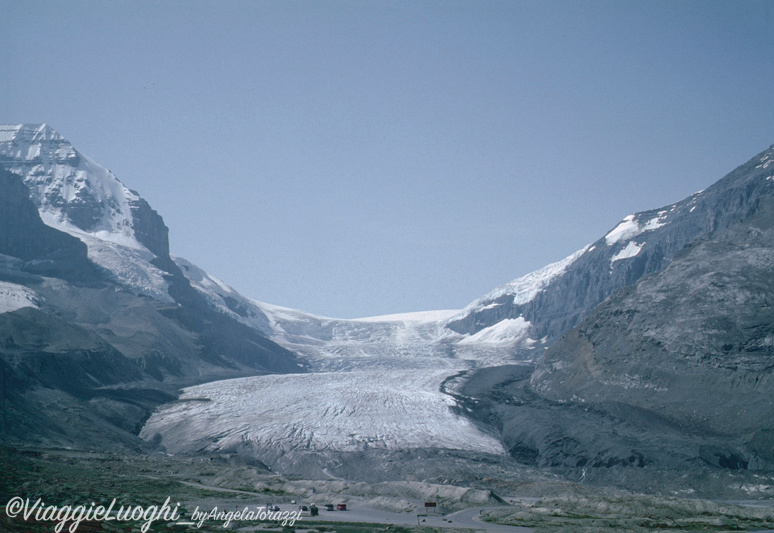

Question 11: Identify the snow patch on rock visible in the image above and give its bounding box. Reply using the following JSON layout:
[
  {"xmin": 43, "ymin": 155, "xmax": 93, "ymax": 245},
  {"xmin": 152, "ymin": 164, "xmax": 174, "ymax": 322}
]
[
  {"xmin": 450, "ymin": 245, "xmax": 591, "ymax": 322},
  {"xmin": 605, "ymin": 213, "xmax": 667, "ymax": 246},
  {"xmin": 610, "ymin": 241, "xmax": 644, "ymax": 264}
]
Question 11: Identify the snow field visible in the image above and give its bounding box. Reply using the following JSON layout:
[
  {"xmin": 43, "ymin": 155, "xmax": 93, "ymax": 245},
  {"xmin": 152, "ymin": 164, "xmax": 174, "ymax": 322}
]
[
  {"xmin": 605, "ymin": 213, "xmax": 667, "ymax": 246},
  {"xmin": 457, "ymin": 317, "xmax": 532, "ymax": 346}
]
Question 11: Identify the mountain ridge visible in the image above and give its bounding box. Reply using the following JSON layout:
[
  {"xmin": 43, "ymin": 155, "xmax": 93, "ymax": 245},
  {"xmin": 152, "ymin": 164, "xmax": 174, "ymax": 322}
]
[
  {"xmin": 0, "ymin": 124, "xmax": 302, "ymax": 450},
  {"xmin": 451, "ymin": 147, "xmax": 774, "ymax": 493},
  {"xmin": 2, "ymin": 123, "xmax": 773, "ymax": 498},
  {"xmin": 446, "ymin": 143, "xmax": 774, "ymax": 353}
]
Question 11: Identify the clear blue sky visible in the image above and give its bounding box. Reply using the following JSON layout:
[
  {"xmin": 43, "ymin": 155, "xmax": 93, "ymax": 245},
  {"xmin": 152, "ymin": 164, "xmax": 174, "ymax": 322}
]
[{"xmin": 3, "ymin": 0, "xmax": 773, "ymax": 318}]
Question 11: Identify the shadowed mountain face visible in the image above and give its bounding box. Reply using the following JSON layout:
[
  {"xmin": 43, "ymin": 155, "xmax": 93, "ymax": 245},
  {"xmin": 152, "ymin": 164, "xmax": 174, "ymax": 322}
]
[
  {"xmin": 0, "ymin": 126, "xmax": 301, "ymax": 450},
  {"xmin": 0, "ymin": 171, "xmax": 100, "ymax": 281},
  {"xmin": 456, "ymin": 152, "xmax": 774, "ymax": 489}
]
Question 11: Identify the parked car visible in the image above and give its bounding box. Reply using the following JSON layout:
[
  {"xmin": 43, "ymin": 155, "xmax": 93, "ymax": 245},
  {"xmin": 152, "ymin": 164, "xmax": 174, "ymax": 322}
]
[
  {"xmin": 337, "ymin": 504, "xmax": 347, "ymax": 511},
  {"xmin": 324, "ymin": 504, "xmax": 335, "ymax": 512}
]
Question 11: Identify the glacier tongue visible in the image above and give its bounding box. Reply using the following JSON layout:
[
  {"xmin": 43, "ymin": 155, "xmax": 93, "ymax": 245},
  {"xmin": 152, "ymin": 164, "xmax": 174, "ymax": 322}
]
[
  {"xmin": 141, "ymin": 297, "xmax": 523, "ymax": 462},
  {"xmin": 142, "ymin": 261, "xmax": 538, "ymax": 462},
  {"xmin": 141, "ymin": 369, "xmax": 505, "ymax": 457}
]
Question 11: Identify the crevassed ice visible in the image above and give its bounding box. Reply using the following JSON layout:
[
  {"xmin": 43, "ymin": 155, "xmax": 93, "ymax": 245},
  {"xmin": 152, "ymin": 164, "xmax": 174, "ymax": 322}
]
[
  {"xmin": 0, "ymin": 282, "xmax": 39, "ymax": 314},
  {"xmin": 80, "ymin": 235, "xmax": 174, "ymax": 302},
  {"xmin": 141, "ymin": 369, "xmax": 506, "ymax": 455}
]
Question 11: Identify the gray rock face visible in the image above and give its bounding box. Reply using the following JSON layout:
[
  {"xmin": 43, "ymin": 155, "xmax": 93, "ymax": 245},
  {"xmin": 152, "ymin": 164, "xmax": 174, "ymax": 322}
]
[
  {"xmin": 447, "ymin": 145, "xmax": 774, "ymax": 352},
  {"xmin": 456, "ymin": 149, "xmax": 774, "ymax": 493},
  {"xmin": 127, "ymin": 194, "xmax": 171, "ymax": 262},
  {"xmin": 531, "ymin": 193, "xmax": 774, "ymax": 465},
  {"xmin": 0, "ymin": 170, "xmax": 100, "ymax": 280}
]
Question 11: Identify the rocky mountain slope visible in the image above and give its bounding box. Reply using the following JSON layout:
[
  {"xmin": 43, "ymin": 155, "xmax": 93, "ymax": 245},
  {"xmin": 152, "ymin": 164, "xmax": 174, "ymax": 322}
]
[
  {"xmin": 454, "ymin": 146, "xmax": 774, "ymax": 495},
  {"xmin": 446, "ymin": 145, "xmax": 774, "ymax": 354},
  {"xmin": 533, "ymin": 192, "xmax": 774, "ymax": 466},
  {"xmin": 0, "ymin": 125, "xmax": 300, "ymax": 449}
]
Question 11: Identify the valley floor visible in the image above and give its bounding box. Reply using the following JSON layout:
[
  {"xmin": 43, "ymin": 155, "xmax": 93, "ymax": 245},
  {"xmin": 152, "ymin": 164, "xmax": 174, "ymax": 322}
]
[{"xmin": 3, "ymin": 447, "xmax": 774, "ymax": 533}]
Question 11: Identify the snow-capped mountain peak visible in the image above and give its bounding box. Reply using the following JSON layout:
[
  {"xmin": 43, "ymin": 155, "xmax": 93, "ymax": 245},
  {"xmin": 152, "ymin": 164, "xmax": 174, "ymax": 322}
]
[
  {"xmin": 0, "ymin": 124, "xmax": 147, "ymax": 251},
  {"xmin": 0, "ymin": 124, "xmax": 178, "ymax": 301}
]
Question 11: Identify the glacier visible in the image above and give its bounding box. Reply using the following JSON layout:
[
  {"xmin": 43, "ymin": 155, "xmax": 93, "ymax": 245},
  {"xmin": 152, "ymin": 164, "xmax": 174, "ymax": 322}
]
[
  {"xmin": 0, "ymin": 123, "xmax": 528, "ymax": 460},
  {"xmin": 0, "ymin": 281, "xmax": 40, "ymax": 314},
  {"xmin": 140, "ymin": 301, "xmax": 522, "ymax": 461},
  {"xmin": 140, "ymin": 218, "xmax": 591, "ymax": 462},
  {"xmin": 140, "ymin": 369, "xmax": 505, "ymax": 457}
]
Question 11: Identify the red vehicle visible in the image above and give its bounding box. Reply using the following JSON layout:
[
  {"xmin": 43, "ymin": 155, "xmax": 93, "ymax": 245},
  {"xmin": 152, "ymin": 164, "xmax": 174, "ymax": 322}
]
[{"xmin": 336, "ymin": 504, "xmax": 347, "ymax": 511}]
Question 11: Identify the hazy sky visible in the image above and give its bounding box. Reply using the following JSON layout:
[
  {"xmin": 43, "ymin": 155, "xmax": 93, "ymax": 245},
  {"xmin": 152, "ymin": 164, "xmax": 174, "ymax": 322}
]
[{"xmin": 3, "ymin": 0, "xmax": 773, "ymax": 318}]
